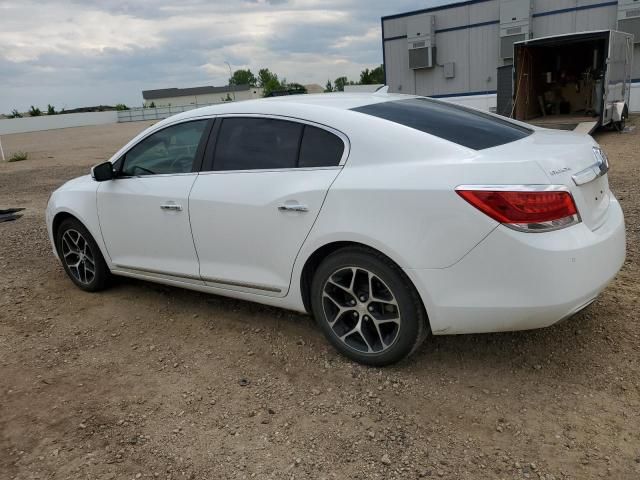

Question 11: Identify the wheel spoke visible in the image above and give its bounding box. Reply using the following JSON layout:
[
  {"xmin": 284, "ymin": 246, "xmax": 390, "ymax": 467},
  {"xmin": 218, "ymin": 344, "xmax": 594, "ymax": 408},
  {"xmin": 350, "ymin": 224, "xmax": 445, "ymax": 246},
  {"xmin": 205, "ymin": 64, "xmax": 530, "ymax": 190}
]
[
  {"xmin": 371, "ymin": 321, "xmax": 388, "ymax": 350},
  {"xmin": 328, "ymin": 279, "xmax": 354, "ymax": 297},
  {"xmin": 322, "ymin": 293, "xmax": 351, "ymax": 327},
  {"xmin": 339, "ymin": 321, "xmax": 373, "ymax": 354}
]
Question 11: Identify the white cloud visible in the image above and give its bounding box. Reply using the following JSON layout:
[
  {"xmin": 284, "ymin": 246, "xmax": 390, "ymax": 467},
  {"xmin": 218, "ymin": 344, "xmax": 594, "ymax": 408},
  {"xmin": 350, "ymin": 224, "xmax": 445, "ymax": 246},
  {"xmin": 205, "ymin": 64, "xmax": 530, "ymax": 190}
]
[{"xmin": 0, "ymin": 0, "xmax": 434, "ymax": 112}]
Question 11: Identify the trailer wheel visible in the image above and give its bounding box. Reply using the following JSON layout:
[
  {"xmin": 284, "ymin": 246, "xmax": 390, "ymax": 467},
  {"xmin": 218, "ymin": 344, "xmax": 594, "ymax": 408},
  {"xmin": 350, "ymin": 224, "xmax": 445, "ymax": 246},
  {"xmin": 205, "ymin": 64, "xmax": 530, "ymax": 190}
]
[{"xmin": 614, "ymin": 106, "xmax": 628, "ymax": 133}]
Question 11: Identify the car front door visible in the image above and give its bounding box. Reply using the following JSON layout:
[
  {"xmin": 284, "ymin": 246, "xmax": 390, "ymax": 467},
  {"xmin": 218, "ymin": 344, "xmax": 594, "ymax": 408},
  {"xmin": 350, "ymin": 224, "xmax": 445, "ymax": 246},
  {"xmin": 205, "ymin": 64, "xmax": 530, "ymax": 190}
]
[
  {"xmin": 188, "ymin": 116, "xmax": 348, "ymax": 296},
  {"xmin": 97, "ymin": 119, "xmax": 212, "ymax": 279}
]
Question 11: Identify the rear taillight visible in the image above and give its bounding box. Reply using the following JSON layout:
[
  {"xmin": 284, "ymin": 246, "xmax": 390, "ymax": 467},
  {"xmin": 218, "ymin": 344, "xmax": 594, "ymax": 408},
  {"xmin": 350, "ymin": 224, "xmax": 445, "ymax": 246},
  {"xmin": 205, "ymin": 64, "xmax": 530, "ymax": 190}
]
[{"xmin": 456, "ymin": 186, "xmax": 581, "ymax": 232}]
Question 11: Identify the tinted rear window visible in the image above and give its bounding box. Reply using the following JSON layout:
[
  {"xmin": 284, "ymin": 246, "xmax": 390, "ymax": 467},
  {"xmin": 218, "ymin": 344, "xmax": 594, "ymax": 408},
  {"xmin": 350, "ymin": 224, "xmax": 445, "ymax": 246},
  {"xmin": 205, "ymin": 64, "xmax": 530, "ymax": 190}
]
[
  {"xmin": 214, "ymin": 118, "xmax": 303, "ymax": 170},
  {"xmin": 351, "ymin": 98, "xmax": 531, "ymax": 150},
  {"xmin": 299, "ymin": 126, "xmax": 344, "ymax": 168}
]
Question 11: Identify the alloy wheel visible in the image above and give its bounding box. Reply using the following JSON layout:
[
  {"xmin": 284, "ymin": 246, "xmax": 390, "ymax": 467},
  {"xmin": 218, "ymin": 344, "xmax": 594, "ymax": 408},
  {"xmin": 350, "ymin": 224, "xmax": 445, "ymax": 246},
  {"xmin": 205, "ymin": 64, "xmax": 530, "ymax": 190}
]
[
  {"xmin": 61, "ymin": 229, "xmax": 96, "ymax": 285},
  {"xmin": 321, "ymin": 267, "xmax": 401, "ymax": 354}
]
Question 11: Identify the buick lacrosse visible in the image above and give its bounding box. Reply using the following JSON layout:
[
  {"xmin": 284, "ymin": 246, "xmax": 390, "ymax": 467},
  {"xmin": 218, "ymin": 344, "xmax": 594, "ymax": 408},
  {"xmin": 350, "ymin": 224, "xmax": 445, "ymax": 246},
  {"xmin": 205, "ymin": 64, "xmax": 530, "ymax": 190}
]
[{"xmin": 46, "ymin": 92, "xmax": 625, "ymax": 365}]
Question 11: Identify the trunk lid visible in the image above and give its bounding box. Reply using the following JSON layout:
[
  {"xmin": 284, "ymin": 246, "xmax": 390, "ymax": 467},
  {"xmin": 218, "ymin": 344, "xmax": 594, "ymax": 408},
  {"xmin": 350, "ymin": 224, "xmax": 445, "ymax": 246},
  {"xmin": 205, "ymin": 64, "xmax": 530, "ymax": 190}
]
[{"xmin": 486, "ymin": 129, "xmax": 610, "ymax": 231}]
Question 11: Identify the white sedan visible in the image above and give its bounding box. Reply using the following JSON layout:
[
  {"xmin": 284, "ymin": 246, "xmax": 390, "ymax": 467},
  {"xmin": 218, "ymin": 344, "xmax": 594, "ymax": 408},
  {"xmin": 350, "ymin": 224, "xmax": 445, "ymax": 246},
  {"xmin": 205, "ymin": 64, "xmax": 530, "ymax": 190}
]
[{"xmin": 46, "ymin": 92, "xmax": 626, "ymax": 366}]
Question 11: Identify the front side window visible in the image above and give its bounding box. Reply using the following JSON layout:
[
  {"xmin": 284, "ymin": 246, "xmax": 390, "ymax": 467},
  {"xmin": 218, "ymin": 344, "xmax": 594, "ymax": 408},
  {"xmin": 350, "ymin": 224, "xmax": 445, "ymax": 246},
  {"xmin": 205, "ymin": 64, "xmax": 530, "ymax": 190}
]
[
  {"xmin": 214, "ymin": 118, "xmax": 303, "ymax": 171},
  {"xmin": 122, "ymin": 120, "xmax": 208, "ymax": 176}
]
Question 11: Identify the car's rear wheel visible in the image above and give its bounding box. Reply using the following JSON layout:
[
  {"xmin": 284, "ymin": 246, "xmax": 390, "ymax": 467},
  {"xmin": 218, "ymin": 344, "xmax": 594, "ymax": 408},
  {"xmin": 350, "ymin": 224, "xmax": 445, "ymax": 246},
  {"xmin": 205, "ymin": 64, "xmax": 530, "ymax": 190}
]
[
  {"xmin": 310, "ymin": 247, "xmax": 428, "ymax": 366},
  {"xmin": 56, "ymin": 217, "xmax": 110, "ymax": 292}
]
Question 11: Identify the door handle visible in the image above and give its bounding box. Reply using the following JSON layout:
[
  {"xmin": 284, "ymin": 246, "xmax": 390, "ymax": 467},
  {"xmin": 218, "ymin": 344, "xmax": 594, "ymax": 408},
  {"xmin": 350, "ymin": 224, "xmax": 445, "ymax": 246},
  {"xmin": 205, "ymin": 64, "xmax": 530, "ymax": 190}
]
[
  {"xmin": 278, "ymin": 204, "xmax": 309, "ymax": 213},
  {"xmin": 160, "ymin": 203, "xmax": 183, "ymax": 211}
]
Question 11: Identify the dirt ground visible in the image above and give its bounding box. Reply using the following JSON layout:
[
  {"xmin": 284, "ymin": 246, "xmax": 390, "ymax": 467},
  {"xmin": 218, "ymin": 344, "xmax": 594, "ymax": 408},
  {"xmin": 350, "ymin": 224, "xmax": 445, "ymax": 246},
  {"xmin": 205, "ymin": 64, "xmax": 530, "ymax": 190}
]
[{"xmin": 0, "ymin": 118, "xmax": 639, "ymax": 480}]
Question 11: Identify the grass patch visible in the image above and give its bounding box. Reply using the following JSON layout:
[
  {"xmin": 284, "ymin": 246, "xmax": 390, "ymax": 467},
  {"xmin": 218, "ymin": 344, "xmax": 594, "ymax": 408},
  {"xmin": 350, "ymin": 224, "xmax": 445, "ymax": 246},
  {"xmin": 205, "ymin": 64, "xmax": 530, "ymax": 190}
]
[{"xmin": 8, "ymin": 151, "xmax": 28, "ymax": 162}]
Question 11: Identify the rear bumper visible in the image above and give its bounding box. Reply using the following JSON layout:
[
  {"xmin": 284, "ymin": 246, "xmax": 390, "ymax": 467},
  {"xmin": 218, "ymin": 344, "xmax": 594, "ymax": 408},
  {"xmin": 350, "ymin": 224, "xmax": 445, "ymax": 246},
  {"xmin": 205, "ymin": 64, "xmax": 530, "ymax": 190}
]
[{"xmin": 405, "ymin": 196, "xmax": 626, "ymax": 335}]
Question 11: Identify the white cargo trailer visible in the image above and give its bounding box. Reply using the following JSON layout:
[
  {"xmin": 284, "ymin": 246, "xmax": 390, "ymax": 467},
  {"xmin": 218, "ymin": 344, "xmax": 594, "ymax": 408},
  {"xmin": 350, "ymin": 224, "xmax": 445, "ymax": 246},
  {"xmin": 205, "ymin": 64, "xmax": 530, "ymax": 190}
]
[{"xmin": 507, "ymin": 30, "xmax": 633, "ymax": 133}]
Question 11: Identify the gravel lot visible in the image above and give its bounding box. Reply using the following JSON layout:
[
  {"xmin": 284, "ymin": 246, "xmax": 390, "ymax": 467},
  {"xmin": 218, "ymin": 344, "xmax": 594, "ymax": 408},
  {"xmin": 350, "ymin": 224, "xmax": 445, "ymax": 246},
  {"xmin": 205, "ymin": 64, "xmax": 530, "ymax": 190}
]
[{"xmin": 0, "ymin": 119, "xmax": 639, "ymax": 480}]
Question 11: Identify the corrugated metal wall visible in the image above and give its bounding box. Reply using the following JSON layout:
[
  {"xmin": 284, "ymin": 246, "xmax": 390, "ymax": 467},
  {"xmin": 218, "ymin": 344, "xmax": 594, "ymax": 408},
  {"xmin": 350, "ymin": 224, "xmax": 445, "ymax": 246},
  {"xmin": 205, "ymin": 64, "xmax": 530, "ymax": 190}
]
[{"xmin": 383, "ymin": 0, "xmax": 640, "ymax": 100}]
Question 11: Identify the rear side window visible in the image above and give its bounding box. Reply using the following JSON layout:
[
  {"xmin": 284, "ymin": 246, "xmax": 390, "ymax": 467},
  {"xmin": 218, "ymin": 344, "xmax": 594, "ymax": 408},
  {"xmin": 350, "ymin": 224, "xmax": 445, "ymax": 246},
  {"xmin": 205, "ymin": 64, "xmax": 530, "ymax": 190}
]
[
  {"xmin": 212, "ymin": 117, "xmax": 345, "ymax": 171},
  {"xmin": 214, "ymin": 118, "xmax": 302, "ymax": 171},
  {"xmin": 351, "ymin": 98, "xmax": 531, "ymax": 150},
  {"xmin": 299, "ymin": 126, "xmax": 344, "ymax": 168}
]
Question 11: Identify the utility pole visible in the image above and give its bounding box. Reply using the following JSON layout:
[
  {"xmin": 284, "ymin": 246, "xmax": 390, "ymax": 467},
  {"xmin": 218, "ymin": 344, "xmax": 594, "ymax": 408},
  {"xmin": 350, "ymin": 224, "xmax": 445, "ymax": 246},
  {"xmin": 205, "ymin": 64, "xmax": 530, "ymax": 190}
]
[{"xmin": 225, "ymin": 61, "xmax": 236, "ymax": 101}]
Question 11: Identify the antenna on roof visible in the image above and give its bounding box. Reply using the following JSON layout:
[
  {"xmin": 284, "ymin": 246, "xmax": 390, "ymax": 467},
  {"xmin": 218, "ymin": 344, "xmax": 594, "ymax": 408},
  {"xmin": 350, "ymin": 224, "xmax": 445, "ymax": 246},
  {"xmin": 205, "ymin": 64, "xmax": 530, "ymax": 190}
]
[{"xmin": 374, "ymin": 85, "xmax": 390, "ymax": 95}]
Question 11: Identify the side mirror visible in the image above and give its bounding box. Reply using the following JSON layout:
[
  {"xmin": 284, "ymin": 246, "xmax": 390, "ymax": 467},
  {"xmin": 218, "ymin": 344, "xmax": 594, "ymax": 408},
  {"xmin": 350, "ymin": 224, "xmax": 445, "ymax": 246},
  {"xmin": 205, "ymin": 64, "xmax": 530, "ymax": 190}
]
[{"xmin": 91, "ymin": 161, "xmax": 115, "ymax": 182}]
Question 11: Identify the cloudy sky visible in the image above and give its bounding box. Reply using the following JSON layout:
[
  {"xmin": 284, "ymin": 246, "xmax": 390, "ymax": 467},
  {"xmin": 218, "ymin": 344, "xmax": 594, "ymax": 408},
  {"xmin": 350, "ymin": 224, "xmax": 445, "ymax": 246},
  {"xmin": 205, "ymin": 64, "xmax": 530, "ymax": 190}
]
[{"xmin": 0, "ymin": 0, "xmax": 456, "ymax": 113}]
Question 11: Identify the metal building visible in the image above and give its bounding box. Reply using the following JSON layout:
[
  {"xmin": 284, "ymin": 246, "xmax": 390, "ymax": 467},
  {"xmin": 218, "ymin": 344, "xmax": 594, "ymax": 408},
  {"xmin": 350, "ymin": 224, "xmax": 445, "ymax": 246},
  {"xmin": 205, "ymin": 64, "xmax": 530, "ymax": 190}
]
[{"xmin": 382, "ymin": 0, "xmax": 640, "ymax": 112}]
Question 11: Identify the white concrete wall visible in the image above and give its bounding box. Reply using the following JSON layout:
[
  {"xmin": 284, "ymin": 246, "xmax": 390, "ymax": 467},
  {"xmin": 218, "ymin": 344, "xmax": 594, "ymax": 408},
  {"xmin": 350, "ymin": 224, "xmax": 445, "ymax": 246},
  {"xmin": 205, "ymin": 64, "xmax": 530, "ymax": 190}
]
[
  {"xmin": 0, "ymin": 111, "xmax": 118, "ymax": 135},
  {"xmin": 144, "ymin": 88, "xmax": 264, "ymax": 107},
  {"xmin": 117, "ymin": 104, "xmax": 211, "ymax": 123}
]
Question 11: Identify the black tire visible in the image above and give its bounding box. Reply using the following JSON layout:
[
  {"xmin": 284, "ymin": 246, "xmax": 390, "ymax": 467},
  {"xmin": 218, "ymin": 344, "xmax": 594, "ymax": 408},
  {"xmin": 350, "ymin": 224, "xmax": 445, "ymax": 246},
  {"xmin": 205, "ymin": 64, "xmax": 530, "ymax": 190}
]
[
  {"xmin": 614, "ymin": 106, "xmax": 628, "ymax": 133},
  {"xmin": 55, "ymin": 217, "xmax": 111, "ymax": 292},
  {"xmin": 310, "ymin": 246, "xmax": 429, "ymax": 366}
]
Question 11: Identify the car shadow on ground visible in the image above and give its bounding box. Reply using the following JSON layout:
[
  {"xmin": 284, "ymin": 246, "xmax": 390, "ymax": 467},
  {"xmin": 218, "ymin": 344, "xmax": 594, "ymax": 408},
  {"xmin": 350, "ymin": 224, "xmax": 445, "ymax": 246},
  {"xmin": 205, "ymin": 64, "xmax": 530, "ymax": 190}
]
[{"xmin": 106, "ymin": 275, "xmax": 612, "ymax": 384}]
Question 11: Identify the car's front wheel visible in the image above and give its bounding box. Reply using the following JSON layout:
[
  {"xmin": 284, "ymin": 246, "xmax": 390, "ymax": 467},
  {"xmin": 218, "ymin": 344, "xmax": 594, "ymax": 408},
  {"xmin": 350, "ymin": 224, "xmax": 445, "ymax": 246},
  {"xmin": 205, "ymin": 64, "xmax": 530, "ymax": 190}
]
[
  {"xmin": 310, "ymin": 247, "xmax": 428, "ymax": 366},
  {"xmin": 55, "ymin": 217, "xmax": 110, "ymax": 292}
]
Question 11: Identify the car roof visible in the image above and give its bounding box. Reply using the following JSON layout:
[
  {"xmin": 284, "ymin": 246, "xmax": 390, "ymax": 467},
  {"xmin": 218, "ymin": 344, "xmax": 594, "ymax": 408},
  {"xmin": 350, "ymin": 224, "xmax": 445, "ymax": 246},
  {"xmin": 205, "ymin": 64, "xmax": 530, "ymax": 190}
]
[{"xmin": 172, "ymin": 92, "xmax": 420, "ymax": 120}]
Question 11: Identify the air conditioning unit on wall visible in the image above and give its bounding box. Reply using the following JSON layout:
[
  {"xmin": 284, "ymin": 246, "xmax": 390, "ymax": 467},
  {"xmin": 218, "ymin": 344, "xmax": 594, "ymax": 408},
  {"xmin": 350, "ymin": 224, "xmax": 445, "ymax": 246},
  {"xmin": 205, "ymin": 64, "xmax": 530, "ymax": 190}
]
[
  {"xmin": 499, "ymin": 0, "xmax": 533, "ymax": 59},
  {"xmin": 618, "ymin": 0, "xmax": 640, "ymax": 43},
  {"xmin": 407, "ymin": 14, "xmax": 436, "ymax": 69}
]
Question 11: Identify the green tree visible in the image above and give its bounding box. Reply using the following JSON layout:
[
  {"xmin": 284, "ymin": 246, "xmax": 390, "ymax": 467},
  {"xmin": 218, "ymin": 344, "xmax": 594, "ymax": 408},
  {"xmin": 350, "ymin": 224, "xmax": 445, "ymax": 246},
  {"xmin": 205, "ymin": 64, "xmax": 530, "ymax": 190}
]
[
  {"xmin": 47, "ymin": 104, "xmax": 56, "ymax": 115},
  {"xmin": 149, "ymin": 101, "xmax": 156, "ymax": 108},
  {"xmin": 115, "ymin": 104, "xmax": 129, "ymax": 111},
  {"xmin": 284, "ymin": 83, "xmax": 307, "ymax": 94},
  {"xmin": 229, "ymin": 69, "xmax": 257, "ymax": 87},
  {"xmin": 360, "ymin": 65, "xmax": 384, "ymax": 84},
  {"xmin": 334, "ymin": 76, "xmax": 351, "ymax": 92},
  {"xmin": 258, "ymin": 68, "xmax": 283, "ymax": 97},
  {"xmin": 8, "ymin": 109, "xmax": 22, "ymax": 118},
  {"xmin": 29, "ymin": 106, "xmax": 42, "ymax": 117},
  {"xmin": 324, "ymin": 80, "xmax": 333, "ymax": 92}
]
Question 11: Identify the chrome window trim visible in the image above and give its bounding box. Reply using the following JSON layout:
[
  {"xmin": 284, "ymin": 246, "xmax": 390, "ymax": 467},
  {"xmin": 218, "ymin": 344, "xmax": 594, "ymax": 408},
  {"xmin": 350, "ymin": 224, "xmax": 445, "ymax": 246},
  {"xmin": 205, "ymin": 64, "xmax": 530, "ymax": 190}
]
[
  {"xmin": 197, "ymin": 166, "xmax": 341, "ymax": 176},
  {"xmin": 117, "ymin": 172, "xmax": 199, "ymax": 179}
]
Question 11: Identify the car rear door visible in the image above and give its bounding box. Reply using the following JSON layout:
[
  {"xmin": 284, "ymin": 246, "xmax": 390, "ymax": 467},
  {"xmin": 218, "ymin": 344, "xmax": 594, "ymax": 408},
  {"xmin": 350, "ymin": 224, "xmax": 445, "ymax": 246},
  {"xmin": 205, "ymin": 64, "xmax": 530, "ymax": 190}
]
[
  {"xmin": 188, "ymin": 115, "xmax": 348, "ymax": 297},
  {"xmin": 97, "ymin": 119, "xmax": 212, "ymax": 278}
]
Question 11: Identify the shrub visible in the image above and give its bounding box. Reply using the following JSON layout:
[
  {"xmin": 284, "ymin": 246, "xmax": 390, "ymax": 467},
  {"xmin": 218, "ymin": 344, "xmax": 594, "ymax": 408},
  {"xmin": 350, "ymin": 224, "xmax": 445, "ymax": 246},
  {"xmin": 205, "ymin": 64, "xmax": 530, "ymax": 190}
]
[
  {"xmin": 115, "ymin": 103, "xmax": 129, "ymax": 111},
  {"xmin": 8, "ymin": 151, "xmax": 28, "ymax": 162},
  {"xmin": 47, "ymin": 104, "xmax": 56, "ymax": 115},
  {"xmin": 8, "ymin": 109, "xmax": 22, "ymax": 118},
  {"xmin": 29, "ymin": 106, "xmax": 42, "ymax": 117}
]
